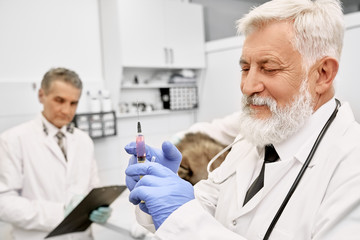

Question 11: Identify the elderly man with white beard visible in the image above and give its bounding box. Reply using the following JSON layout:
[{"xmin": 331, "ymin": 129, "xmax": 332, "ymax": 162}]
[{"xmin": 124, "ymin": 0, "xmax": 360, "ymax": 239}]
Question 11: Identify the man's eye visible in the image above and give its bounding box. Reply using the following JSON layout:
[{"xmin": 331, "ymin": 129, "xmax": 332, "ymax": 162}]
[
  {"xmin": 241, "ymin": 67, "xmax": 250, "ymax": 72},
  {"xmin": 263, "ymin": 68, "xmax": 278, "ymax": 73},
  {"xmin": 54, "ymin": 98, "xmax": 64, "ymax": 103}
]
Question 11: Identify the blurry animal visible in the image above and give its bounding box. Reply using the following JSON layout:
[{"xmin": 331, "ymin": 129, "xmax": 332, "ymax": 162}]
[{"xmin": 176, "ymin": 132, "xmax": 230, "ymax": 185}]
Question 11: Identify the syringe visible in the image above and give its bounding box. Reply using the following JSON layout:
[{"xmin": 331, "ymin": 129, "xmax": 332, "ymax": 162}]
[
  {"xmin": 136, "ymin": 121, "xmax": 146, "ymax": 204},
  {"xmin": 136, "ymin": 103, "xmax": 146, "ymax": 204},
  {"xmin": 136, "ymin": 101, "xmax": 146, "ymax": 166}
]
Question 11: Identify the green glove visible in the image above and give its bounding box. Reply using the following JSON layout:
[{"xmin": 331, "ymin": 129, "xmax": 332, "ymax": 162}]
[
  {"xmin": 89, "ymin": 206, "xmax": 112, "ymax": 223},
  {"xmin": 64, "ymin": 195, "xmax": 84, "ymax": 217}
]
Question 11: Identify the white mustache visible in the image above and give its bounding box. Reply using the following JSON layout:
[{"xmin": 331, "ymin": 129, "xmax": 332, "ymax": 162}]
[
  {"xmin": 244, "ymin": 95, "xmax": 277, "ymax": 112},
  {"xmin": 238, "ymin": 79, "xmax": 313, "ymax": 146}
]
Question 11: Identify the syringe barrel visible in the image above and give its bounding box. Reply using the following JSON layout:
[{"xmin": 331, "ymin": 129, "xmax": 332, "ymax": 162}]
[{"xmin": 136, "ymin": 134, "xmax": 146, "ymax": 163}]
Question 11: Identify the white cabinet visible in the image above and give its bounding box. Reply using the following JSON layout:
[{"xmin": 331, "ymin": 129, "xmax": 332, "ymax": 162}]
[
  {"xmin": 197, "ymin": 36, "xmax": 244, "ymax": 122},
  {"xmin": 118, "ymin": 0, "xmax": 205, "ymax": 68},
  {"xmin": 118, "ymin": 0, "xmax": 164, "ymax": 68},
  {"xmin": 163, "ymin": 1, "xmax": 205, "ymax": 68}
]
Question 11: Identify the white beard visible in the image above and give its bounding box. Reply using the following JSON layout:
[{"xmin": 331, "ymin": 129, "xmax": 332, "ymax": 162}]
[{"xmin": 238, "ymin": 81, "xmax": 313, "ymax": 147}]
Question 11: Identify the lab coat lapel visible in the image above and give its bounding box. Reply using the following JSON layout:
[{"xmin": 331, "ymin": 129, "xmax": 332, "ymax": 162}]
[
  {"xmin": 237, "ymin": 157, "xmax": 296, "ymax": 216},
  {"xmin": 43, "ymin": 134, "xmax": 67, "ymax": 165},
  {"xmin": 261, "ymin": 159, "xmax": 296, "ymax": 200},
  {"xmin": 234, "ymin": 149, "xmax": 260, "ymax": 214},
  {"xmin": 65, "ymin": 132, "xmax": 76, "ymax": 164}
]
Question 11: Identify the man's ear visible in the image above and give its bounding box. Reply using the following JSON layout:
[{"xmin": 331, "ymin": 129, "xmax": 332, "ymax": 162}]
[
  {"xmin": 314, "ymin": 57, "xmax": 339, "ymax": 94},
  {"xmin": 38, "ymin": 88, "xmax": 44, "ymax": 103}
]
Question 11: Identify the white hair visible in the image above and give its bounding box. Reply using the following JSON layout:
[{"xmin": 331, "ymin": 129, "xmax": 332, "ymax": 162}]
[{"xmin": 237, "ymin": 0, "xmax": 345, "ymax": 70}]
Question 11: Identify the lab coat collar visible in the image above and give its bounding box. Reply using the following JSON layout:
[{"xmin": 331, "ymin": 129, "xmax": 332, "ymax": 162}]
[
  {"xmin": 40, "ymin": 113, "xmax": 74, "ymax": 137},
  {"xmin": 38, "ymin": 114, "xmax": 71, "ymax": 164},
  {"xmin": 40, "ymin": 114, "xmax": 66, "ymax": 137},
  {"xmin": 274, "ymin": 98, "xmax": 336, "ymax": 166}
]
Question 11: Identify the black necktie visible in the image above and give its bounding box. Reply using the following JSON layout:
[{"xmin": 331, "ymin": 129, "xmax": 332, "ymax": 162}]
[{"xmin": 243, "ymin": 145, "xmax": 279, "ymax": 205}]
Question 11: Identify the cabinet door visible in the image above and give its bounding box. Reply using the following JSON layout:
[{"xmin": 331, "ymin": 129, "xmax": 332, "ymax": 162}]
[
  {"xmin": 164, "ymin": 1, "xmax": 205, "ymax": 69},
  {"xmin": 197, "ymin": 37, "xmax": 244, "ymax": 121},
  {"xmin": 119, "ymin": 0, "xmax": 166, "ymax": 67}
]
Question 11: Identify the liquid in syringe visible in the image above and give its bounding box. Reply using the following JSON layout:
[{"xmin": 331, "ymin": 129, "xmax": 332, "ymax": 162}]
[{"xmin": 136, "ymin": 121, "xmax": 146, "ymax": 164}]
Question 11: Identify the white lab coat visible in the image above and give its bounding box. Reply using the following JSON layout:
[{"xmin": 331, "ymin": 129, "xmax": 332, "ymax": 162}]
[
  {"xmin": 0, "ymin": 114, "xmax": 100, "ymax": 240},
  {"xmin": 138, "ymin": 102, "xmax": 360, "ymax": 240},
  {"xmin": 173, "ymin": 111, "xmax": 241, "ymax": 146}
]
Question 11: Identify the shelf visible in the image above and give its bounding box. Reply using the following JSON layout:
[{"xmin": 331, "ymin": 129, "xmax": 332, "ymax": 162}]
[
  {"xmin": 117, "ymin": 109, "xmax": 196, "ymax": 119},
  {"xmin": 117, "ymin": 110, "xmax": 171, "ymax": 118},
  {"xmin": 72, "ymin": 111, "xmax": 117, "ymax": 139},
  {"xmin": 121, "ymin": 83, "xmax": 196, "ymax": 89}
]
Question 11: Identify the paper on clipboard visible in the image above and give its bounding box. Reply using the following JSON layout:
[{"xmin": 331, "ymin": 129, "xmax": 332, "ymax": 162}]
[{"xmin": 45, "ymin": 185, "xmax": 126, "ymax": 239}]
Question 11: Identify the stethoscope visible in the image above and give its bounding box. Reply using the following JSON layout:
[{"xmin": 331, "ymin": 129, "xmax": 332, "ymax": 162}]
[{"xmin": 206, "ymin": 99, "xmax": 341, "ymax": 240}]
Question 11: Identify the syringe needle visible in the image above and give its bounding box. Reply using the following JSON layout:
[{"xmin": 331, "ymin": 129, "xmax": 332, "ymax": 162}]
[{"xmin": 137, "ymin": 100, "xmax": 140, "ymax": 122}]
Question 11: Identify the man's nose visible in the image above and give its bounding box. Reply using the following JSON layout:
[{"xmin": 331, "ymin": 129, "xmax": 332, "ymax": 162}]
[
  {"xmin": 241, "ymin": 68, "xmax": 264, "ymax": 96},
  {"xmin": 61, "ymin": 104, "xmax": 72, "ymax": 115}
]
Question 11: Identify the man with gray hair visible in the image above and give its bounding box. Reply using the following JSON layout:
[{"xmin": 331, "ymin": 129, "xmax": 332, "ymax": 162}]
[
  {"xmin": 0, "ymin": 67, "xmax": 111, "ymax": 239},
  {"xmin": 125, "ymin": 0, "xmax": 360, "ymax": 239}
]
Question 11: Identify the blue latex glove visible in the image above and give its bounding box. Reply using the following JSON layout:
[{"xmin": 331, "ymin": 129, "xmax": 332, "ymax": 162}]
[
  {"xmin": 126, "ymin": 162, "xmax": 194, "ymax": 229},
  {"xmin": 125, "ymin": 141, "xmax": 182, "ymax": 191},
  {"xmin": 89, "ymin": 206, "xmax": 112, "ymax": 223},
  {"xmin": 125, "ymin": 155, "xmax": 141, "ymax": 191}
]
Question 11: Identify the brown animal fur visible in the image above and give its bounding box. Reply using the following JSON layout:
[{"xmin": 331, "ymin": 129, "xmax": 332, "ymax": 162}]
[{"xmin": 176, "ymin": 132, "xmax": 230, "ymax": 185}]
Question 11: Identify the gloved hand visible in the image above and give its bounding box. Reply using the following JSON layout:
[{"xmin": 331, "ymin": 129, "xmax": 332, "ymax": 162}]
[
  {"xmin": 125, "ymin": 141, "xmax": 182, "ymax": 191},
  {"xmin": 126, "ymin": 162, "xmax": 194, "ymax": 230},
  {"xmin": 126, "ymin": 155, "xmax": 141, "ymax": 191},
  {"xmin": 64, "ymin": 195, "xmax": 85, "ymax": 217},
  {"xmin": 89, "ymin": 206, "xmax": 112, "ymax": 223}
]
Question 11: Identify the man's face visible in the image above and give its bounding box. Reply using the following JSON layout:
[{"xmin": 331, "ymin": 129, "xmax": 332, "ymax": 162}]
[
  {"xmin": 39, "ymin": 80, "xmax": 81, "ymax": 128},
  {"xmin": 240, "ymin": 20, "xmax": 307, "ymax": 120}
]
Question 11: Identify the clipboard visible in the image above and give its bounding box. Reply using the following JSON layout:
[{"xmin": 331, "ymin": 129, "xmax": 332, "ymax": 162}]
[{"xmin": 45, "ymin": 185, "xmax": 127, "ymax": 238}]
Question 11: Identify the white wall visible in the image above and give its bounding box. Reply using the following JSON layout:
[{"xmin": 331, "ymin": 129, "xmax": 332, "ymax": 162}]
[
  {"xmin": 0, "ymin": 0, "xmax": 103, "ymax": 84},
  {"xmin": 335, "ymin": 12, "xmax": 360, "ymax": 121}
]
